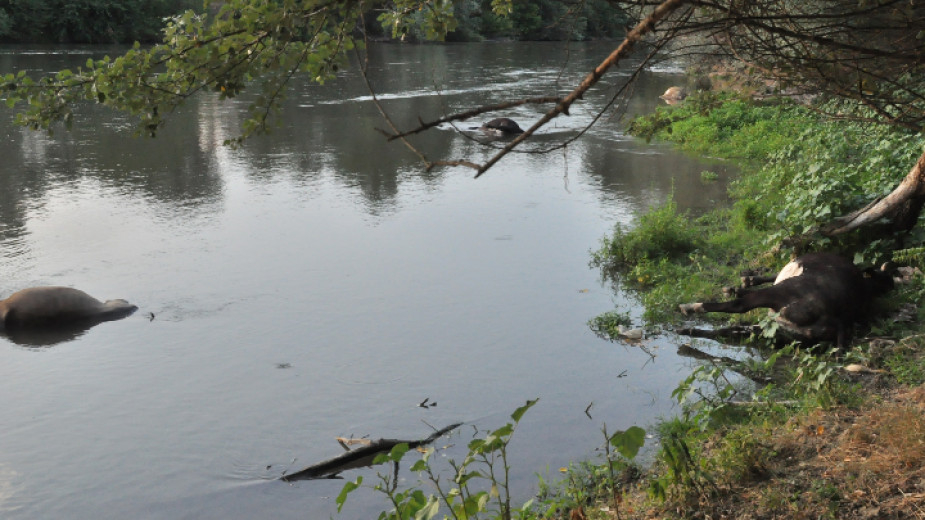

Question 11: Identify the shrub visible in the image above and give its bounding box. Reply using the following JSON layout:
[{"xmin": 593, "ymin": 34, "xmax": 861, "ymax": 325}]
[{"xmin": 591, "ymin": 198, "xmax": 701, "ymax": 272}]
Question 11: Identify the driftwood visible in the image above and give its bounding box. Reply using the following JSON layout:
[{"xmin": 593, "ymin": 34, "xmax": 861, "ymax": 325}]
[{"xmin": 280, "ymin": 423, "xmax": 462, "ymax": 482}]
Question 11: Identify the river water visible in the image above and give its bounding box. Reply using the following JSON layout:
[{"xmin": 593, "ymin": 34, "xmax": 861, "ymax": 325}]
[{"xmin": 0, "ymin": 42, "xmax": 732, "ymax": 519}]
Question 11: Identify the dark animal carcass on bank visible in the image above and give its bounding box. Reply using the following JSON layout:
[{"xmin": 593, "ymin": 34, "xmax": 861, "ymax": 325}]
[{"xmin": 679, "ymin": 253, "xmax": 894, "ymax": 347}]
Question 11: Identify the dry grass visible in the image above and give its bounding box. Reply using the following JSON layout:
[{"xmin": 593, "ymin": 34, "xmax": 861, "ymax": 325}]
[{"xmin": 611, "ymin": 384, "xmax": 925, "ymax": 520}]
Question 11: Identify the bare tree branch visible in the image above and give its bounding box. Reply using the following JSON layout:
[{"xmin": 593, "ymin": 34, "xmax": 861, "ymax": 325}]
[
  {"xmin": 382, "ymin": 96, "xmax": 562, "ymax": 141},
  {"xmin": 473, "ymin": 0, "xmax": 692, "ymax": 178}
]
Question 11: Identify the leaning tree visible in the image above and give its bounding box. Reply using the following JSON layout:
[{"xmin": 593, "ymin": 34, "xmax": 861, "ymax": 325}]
[
  {"xmin": 2, "ymin": 0, "xmax": 923, "ymax": 239},
  {"xmin": 674, "ymin": 0, "xmax": 925, "ymax": 242}
]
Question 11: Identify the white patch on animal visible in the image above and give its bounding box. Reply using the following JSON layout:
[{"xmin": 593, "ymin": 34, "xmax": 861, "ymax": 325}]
[{"xmin": 774, "ymin": 261, "xmax": 804, "ymax": 284}]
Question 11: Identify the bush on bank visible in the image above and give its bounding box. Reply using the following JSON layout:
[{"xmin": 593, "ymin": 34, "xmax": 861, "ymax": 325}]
[
  {"xmin": 595, "ymin": 91, "xmax": 925, "ymax": 326},
  {"xmin": 0, "ymin": 0, "xmax": 199, "ymax": 43},
  {"xmin": 584, "ymin": 92, "xmax": 925, "ymax": 518}
]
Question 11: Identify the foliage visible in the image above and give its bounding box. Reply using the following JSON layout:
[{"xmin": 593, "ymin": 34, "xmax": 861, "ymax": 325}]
[
  {"xmin": 892, "ymin": 246, "xmax": 925, "ymax": 267},
  {"xmin": 597, "ymin": 95, "xmax": 925, "ymax": 328},
  {"xmin": 671, "ymin": 364, "xmax": 740, "ymax": 432},
  {"xmin": 587, "ymin": 309, "xmax": 632, "ymax": 341},
  {"xmin": 445, "ymin": 0, "xmax": 628, "ymax": 41},
  {"xmin": 370, "ymin": 0, "xmax": 629, "ymax": 42},
  {"xmin": 754, "ymin": 110, "xmax": 925, "ymax": 261},
  {"xmin": 335, "ymin": 399, "xmax": 650, "ymax": 520},
  {"xmin": 788, "ymin": 347, "xmax": 852, "ymax": 409},
  {"xmin": 379, "ymin": 0, "xmax": 461, "ymax": 42},
  {"xmin": 884, "ymin": 352, "xmax": 925, "ymax": 386},
  {"xmin": 337, "ymin": 399, "xmax": 541, "ymax": 520},
  {"xmin": 590, "ymin": 195, "xmax": 763, "ymax": 324},
  {"xmin": 0, "ymin": 0, "xmax": 197, "ymax": 43},
  {"xmin": 630, "ymin": 93, "xmax": 923, "ymax": 259},
  {"xmin": 627, "ymin": 92, "xmax": 812, "ymax": 161},
  {"xmin": 0, "ymin": 0, "xmax": 515, "ymax": 142},
  {"xmin": 589, "ymin": 97, "xmax": 924, "ymax": 514},
  {"xmin": 591, "ymin": 198, "xmax": 701, "ymax": 270},
  {"xmin": 0, "ymin": 8, "xmax": 11, "ymax": 39},
  {"xmin": 537, "ymin": 425, "xmax": 646, "ymax": 519},
  {"xmin": 882, "ymin": 337, "xmax": 925, "ymax": 386}
]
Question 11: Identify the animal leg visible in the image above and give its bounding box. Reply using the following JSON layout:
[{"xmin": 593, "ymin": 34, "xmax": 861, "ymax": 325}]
[
  {"xmin": 680, "ymin": 286, "xmax": 787, "ymax": 316},
  {"xmin": 723, "ymin": 273, "xmax": 778, "ymax": 296},
  {"xmin": 741, "ymin": 274, "xmax": 776, "ymax": 287}
]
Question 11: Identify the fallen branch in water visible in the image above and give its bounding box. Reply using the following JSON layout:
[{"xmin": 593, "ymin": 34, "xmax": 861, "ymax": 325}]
[{"xmin": 280, "ymin": 422, "xmax": 462, "ymax": 482}]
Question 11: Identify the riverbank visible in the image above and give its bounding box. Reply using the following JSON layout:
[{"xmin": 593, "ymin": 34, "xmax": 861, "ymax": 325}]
[
  {"xmin": 579, "ymin": 92, "xmax": 925, "ymax": 518},
  {"xmin": 334, "ymin": 92, "xmax": 925, "ymax": 519}
]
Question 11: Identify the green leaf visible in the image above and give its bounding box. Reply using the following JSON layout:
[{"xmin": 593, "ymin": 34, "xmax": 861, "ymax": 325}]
[
  {"xmin": 372, "ymin": 453, "xmax": 390, "ymax": 465},
  {"xmin": 389, "ymin": 442, "xmax": 410, "ymax": 461},
  {"xmin": 413, "ymin": 496, "xmax": 440, "ymax": 520},
  {"xmin": 510, "ymin": 398, "xmax": 538, "ymax": 423},
  {"xmin": 455, "ymin": 470, "xmax": 484, "ymax": 486},
  {"xmin": 609, "ymin": 426, "xmax": 646, "ymax": 460},
  {"xmin": 491, "ymin": 424, "xmax": 514, "ymax": 439},
  {"xmin": 335, "ymin": 475, "xmax": 362, "ymax": 513}
]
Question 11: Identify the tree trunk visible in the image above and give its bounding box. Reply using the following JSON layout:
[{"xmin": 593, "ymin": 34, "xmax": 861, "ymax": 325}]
[{"xmin": 821, "ymin": 149, "xmax": 925, "ymax": 236}]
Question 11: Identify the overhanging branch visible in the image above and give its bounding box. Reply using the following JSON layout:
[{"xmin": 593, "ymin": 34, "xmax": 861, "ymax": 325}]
[{"xmin": 474, "ymin": 0, "xmax": 691, "ymax": 178}]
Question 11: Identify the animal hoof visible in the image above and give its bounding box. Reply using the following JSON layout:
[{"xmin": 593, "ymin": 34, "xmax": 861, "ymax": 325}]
[
  {"xmin": 618, "ymin": 326, "xmax": 644, "ymax": 340},
  {"xmin": 679, "ymin": 303, "xmax": 704, "ymax": 315}
]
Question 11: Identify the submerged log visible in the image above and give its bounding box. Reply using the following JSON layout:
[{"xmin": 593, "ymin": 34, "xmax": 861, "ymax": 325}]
[
  {"xmin": 677, "ymin": 342, "xmax": 773, "ymax": 384},
  {"xmin": 677, "ymin": 325, "xmax": 762, "ymax": 342},
  {"xmin": 280, "ymin": 422, "xmax": 462, "ymax": 482}
]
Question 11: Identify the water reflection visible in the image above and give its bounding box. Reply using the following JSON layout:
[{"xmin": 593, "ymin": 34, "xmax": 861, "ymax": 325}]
[
  {"xmin": 1, "ymin": 41, "xmax": 727, "ymax": 242},
  {"xmin": 1, "ymin": 322, "xmax": 93, "ymax": 347},
  {"xmin": 0, "ymin": 110, "xmax": 223, "ymax": 243},
  {"xmin": 0, "ymin": 463, "xmax": 18, "ymax": 516}
]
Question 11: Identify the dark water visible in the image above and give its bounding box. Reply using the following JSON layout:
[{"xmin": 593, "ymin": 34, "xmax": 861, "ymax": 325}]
[{"xmin": 0, "ymin": 42, "xmax": 732, "ymax": 518}]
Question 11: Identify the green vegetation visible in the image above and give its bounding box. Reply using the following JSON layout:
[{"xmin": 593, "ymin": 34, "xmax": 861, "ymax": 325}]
[
  {"xmin": 0, "ymin": 0, "xmax": 627, "ymax": 44},
  {"xmin": 445, "ymin": 0, "xmax": 628, "ymax": 42},
  {"xmin": 336, "ymin": 399, "xmax": 648, "ymax": 520},
  {"xmin": 627, "ymin": 92, "xmax": 812, "ymax": 161},
  {"xmin": 587, "ymin": 309, "xmax": 633, "ymax": 341},
  {"xmin": 582, "ymin": 93, "xmax": 925, "ymax": 519},
  {"xmin": 0, "ymin": 0, "xmax": 197, "ymax": 43},
  {"xmin": 595, "ymin": 92, "xmax": 925, "ymax": 326}
]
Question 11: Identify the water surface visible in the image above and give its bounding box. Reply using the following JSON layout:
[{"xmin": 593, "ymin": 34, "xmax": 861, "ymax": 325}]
[{"xmin": 0, "ymin": 42, "xmax": 732, "ymax": 518}]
